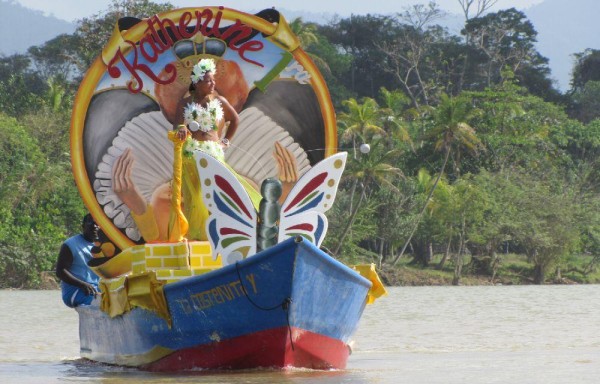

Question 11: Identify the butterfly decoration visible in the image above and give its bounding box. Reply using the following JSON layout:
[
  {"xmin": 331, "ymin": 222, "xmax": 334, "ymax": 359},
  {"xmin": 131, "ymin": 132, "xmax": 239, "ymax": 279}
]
[{"xmin": 193, "ymin": 151, "xmax": 347, "ymax": 265}]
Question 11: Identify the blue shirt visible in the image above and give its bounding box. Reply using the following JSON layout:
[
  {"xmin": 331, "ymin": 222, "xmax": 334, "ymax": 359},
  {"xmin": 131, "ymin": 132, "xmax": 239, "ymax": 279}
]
[{"xmin": 60, "ymin": 234, "xmax": 99, "ymax": 307}]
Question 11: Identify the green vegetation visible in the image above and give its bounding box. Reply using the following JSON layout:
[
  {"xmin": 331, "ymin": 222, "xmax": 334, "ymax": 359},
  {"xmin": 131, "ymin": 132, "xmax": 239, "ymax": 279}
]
[
  {"xmin": 1, "ymin": 0, "xmax": 599, "ymax": 287},
  {"xmin": 380, "ymin": 252, "xmax": 600, "ymax": 286}
]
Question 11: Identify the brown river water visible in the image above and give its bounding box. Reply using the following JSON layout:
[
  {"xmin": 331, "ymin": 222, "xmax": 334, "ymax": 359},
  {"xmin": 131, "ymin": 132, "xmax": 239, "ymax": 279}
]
[{"xmin": 0, "ymin": 286, "xmax": 598, "ymax": 383}]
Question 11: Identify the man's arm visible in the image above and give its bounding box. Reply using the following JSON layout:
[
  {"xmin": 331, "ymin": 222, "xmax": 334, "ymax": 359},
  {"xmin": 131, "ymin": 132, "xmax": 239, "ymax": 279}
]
[{"xmin": 56, "ymin": 243, "xmax": 97, "ymax": 296}]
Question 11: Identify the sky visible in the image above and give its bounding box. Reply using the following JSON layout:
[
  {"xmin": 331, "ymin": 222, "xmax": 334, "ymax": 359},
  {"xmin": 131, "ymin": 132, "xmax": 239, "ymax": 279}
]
[{"xmin": 17, "ymin": 0, "xmax": 545, "ymax": 22}]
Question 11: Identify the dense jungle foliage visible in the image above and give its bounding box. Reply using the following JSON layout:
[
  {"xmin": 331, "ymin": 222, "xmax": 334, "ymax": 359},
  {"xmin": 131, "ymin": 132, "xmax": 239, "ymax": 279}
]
[{"xmin": 1, "ymin": 0, "xmax": 599, "ymax": 287}]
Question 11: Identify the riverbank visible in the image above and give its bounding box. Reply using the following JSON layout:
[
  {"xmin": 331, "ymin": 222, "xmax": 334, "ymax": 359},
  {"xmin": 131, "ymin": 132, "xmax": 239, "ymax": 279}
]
[
  {"xmin": 375, "ymin": 252, "xmax": 599, "ymax": 286},
  {"xmin": 377, "ymin": 266, "xmax": 580, "ymax": 286},
  {"xmin": 32, "ymin": 252, "xmax": 599, "ymax": 289}
]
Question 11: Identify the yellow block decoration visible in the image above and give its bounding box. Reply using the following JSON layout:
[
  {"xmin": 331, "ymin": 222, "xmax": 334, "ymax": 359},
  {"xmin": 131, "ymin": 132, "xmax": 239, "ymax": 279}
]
[
  {"xmin": 99, "ymin": 276, "xmax": 131, "ymax": 317},
  {"xmin": 144, "ymin": 241, "xmax": 190, "ymax": 270},
  {"xmin": 152, "ymin": 241, "xmax": 221, "ymax": 283},
  {"xmin": 131, "ymin": 245, "xmax": 148, "ymax": 274},
  {"xmin": 96, "ymin": 240, "xmax": 223, "ymax": 320},
  {"xmin": 155, "ymin": 268, "xmax": 214, "ymax": 284},
  {"xmin": 353, "ymin": 263, "xmax": 387, "ymax": 304},
  {"xmin": 127, "ymin": 272, "xmax": 170, "ymax": 325},
  {"xmin": 188, "ymin": 241, "xmax": 222, "ymax": 269}
]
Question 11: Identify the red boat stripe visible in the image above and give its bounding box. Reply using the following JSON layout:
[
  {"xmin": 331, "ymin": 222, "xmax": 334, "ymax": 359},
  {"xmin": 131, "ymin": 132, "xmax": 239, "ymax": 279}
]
[{"xmin": 143, "ymin": 326, "xmax": 350, "ymax": 371}]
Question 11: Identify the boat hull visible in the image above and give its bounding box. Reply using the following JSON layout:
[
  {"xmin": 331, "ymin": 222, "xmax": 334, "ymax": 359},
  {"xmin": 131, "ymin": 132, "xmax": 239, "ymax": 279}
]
[
  {"xmin": 144, "ymin": 326, "xmax": 349, "ymax": 371},
  {"xmin": 77, "ymin": 238, "xmax": 371, "ymax": 370}
]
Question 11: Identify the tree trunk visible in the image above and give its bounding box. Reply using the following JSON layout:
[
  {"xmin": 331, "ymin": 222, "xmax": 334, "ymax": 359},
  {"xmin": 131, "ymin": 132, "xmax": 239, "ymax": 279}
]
[
  {"xmin": 452, "ymin": 213, "xmax": 466, "ymax": 285},
  {"xmin": 391, "ymin": 146, "xmax": 451, "ymax": 266},
  {"xmin": 377, "ymin": 239, "xmax": 384, "ymax": 266},
  {"xmin": 533, "ymin": 264, "xmax": 545, "ymax": 284},
  {"xmin": 490, "ymin": 251, "xmax": 499, "ymax": 283},
  {"xmin": 409, "ymin": 240, "xmax": 430, "ymax": 267},
  {"xmin": 427, "ymin": 242, "xmax": 433, "ymax": 266},
  {"xmin": 437, "ymin": 237, "xmax": 452, "ymax": 270},
  {"xmin": 333, "ymin": 186, "xmax": 366, "ymax": 256},
  {"xmin": 554, "ymin": 266, "xmax": 562, "ymax": 283},
  {"xmin": 452, "ymin": 247, "xmax": 464, "ymax": 286},
  {"xmin": 348, "ymin": 136, "xmax": 360, "ymax": 213}
]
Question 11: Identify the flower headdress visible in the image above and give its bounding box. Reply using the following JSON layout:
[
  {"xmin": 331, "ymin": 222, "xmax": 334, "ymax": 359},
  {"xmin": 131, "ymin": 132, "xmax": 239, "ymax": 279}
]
[{"xmin": 190, "ymin": 58, "xmax": 217, "ymax": 83}]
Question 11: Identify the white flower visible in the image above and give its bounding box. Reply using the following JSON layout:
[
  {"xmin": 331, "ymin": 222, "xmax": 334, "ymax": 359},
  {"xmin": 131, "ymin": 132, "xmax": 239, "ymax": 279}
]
[
  {"xmin": 182, "ymin": 100, "xmax": 223, "ymax": 133},
  {"xmin": 207, "ymin": 98, "xmax": 224, "ymax": 123},
  {"xmin": 190, "ymin": 58, "xmax": 217, "ymax": 83},
  {"xmin": 183, "ymin": 103, "xmax": 201, "ymax": 127},
  {"xmin": 183, "ymin": 137, "xmax": 224, "ymax": 160}
]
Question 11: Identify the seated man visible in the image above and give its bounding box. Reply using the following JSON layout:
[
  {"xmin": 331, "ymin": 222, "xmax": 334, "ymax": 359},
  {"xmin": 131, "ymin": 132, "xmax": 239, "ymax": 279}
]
[{"xmin": 56, "ymin": 214, "xmax": 100, "ymax": 307}]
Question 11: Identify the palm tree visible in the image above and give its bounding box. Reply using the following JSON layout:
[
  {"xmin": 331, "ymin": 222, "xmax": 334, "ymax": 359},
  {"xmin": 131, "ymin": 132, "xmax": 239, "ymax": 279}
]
[
  {"xmin": 333, "ymin": 140, "xmax": 403, "ymax": 256},
  {"xmin": 379, "ymin": 87, "xmax": 415, "ymax": 151},
  {"xmin": 338, "ymin": 97, "xmax": 386, "ymax": 158},
  {"xmin": 379, "ymin": 87, "xmax": 412, "ymax": 114},
  {"xmin": 46, "ymin": 77, "xmax": 66, "ymax": 112},
  {"xmin": 338, "ymin": 97, "xmax": 387, "ymax": 217},
  {"xmin": 289, "ymin": 17, "xmax": 331, "ymax": 75},
  {"xmin": 392, "ymin": 93, "xmax": 482, "ymax": 266},
  {"xmin": 289, "ymin": 17, "xmax": 319, "ymax": 47}
]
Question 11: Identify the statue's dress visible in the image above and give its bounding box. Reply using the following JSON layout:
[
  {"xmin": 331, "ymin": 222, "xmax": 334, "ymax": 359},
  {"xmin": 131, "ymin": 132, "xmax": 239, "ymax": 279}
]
[
  {"xmin": 181, "ymin": 141, "xmax": 261, "ymax": 240},
  {"xmin": 180, "ymin": 102, "xmax": 261, "ymax": 240}
]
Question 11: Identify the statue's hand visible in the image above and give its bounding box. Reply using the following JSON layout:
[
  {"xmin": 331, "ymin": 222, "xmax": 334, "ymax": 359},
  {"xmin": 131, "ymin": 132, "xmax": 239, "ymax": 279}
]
[
  {"xmin": 112, "ymin": 148, "xmax": 147, "ymax": 215},
  {"xmin": 273, "ymin": 142, "xmax": 299, "ymax": 202}
]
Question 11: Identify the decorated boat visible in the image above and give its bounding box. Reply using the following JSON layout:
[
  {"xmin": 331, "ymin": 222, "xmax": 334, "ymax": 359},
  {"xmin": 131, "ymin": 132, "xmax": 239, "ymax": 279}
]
[{"xmin": 70, "ymin": 5, "xmax": 385, "ymax": 371}]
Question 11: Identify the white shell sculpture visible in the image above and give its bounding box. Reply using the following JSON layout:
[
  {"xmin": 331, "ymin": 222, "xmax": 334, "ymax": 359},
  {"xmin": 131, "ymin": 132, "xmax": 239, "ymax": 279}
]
[{"xmin": 94, "ymin": 108, "xmax": 310, "ymax": 242}]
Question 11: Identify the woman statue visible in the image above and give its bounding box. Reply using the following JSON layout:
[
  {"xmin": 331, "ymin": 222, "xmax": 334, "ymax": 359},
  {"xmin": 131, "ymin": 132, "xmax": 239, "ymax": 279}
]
[
  {"xmin": 112, "ymin": 58, "xmax": 297, "ymax": 243},
  {"xmin": 172, "ymin": 58, "xmax": 261, "ymax": 240}
]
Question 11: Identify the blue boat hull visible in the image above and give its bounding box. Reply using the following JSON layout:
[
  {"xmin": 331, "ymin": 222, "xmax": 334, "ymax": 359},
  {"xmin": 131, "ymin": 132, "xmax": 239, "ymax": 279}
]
[{"xmin": 76, "ymin": 238, "xmax": 371, "ymax": 370}]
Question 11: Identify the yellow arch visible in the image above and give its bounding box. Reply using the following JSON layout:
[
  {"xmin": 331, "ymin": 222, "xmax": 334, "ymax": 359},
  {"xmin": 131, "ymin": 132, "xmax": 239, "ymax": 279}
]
[{"xmin": 71, "ymin": 7, "xmax": 337, "ymax": 250}]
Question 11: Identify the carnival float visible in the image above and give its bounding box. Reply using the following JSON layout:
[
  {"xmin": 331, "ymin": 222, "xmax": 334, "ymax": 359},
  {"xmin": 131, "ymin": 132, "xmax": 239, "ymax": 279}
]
[{"xmin": 70, "ymin": 5, "xmax": 386, "ymax": 371}]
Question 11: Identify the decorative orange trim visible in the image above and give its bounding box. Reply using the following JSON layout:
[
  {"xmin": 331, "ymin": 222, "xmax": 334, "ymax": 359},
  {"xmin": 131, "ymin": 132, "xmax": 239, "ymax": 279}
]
[
  {"xmin": 70, "ymin": 57, "xmax": 127, "ymax": 246},
  {"xmin": 294, "ymin": 50, "xmax": 338, "ymax": 157}
]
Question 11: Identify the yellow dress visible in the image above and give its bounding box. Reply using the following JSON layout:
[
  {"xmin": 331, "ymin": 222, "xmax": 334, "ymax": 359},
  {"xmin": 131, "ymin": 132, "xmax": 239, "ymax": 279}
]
[
  {"xmin": 132, "ymin": 96, "xmax": 262, "ymax": 243},
  {"xmin": 130, "ymin": 136, "xmax": 261, "ymax": 243},
  {"xmin": 181, "ymin": 140, "xmax": 262, "ymax": 241}
]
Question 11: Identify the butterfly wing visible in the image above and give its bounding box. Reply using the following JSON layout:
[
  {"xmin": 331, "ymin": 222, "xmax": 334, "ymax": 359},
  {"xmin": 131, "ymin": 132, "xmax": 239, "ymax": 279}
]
[
  {"xmin": 279, "ymin": 211, "xmax": 329, "ymax": 247},
  {"xmin": 278, "ymin": 152, "xmax": 347, "ymax": 246},
  {"xmin": 193, "ymin": 151, "xmax": 257, "ymax": 265}
]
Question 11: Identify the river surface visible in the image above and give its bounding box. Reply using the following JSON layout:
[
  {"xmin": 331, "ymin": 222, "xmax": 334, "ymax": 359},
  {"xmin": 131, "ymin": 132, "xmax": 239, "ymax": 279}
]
[{"xmin": 0, "ymin": 286, "xmax": 598, "ymax": 383}]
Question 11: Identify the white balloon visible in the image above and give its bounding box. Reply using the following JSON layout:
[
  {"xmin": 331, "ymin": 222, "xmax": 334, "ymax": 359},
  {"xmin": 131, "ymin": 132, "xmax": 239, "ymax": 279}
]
[{"xmin": 359, "ymin": 143, "xmax": 370, "ymax": 154}]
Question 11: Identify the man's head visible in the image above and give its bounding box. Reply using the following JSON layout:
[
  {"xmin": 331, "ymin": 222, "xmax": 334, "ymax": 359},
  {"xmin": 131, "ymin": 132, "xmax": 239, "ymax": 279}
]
[{"xmin": 82, "ymin": 214, "xmax": 98, "ymax": 241}]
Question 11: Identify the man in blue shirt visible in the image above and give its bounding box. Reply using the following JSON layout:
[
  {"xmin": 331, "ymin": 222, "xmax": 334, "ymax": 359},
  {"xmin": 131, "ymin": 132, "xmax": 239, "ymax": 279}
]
[{"xmin": 56, "ymin": 214, "xmax": 100, "ymax": 307}]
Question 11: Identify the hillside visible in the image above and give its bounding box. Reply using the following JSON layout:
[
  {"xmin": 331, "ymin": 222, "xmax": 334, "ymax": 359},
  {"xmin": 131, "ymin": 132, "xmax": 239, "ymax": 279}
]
[
  {"xmin": 0, "ymin": 0, "xmax": 74, "ymax": 55},
  {"xmin": 526, "ymin": 0, "xmax": 600, "ymax": 90},
  {"xmin": 3, "ymin": 0, "xmax": 600, "ymax": 92}
]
